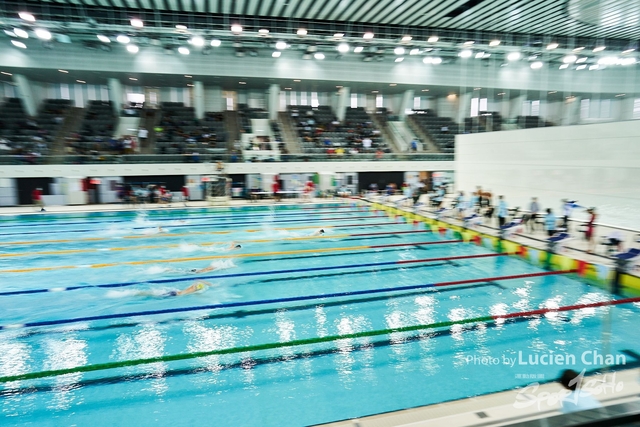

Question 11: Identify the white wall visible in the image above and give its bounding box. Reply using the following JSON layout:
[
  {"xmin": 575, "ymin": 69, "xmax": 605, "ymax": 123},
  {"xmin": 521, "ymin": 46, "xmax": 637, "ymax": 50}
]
[{"xmin": 455, "ymin": 121, "xmax": 640, "ymax": 229}]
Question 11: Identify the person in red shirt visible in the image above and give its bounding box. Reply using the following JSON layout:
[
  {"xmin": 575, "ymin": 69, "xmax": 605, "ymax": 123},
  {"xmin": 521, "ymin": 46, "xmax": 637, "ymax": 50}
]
[
  {"xmin": 272, "ymin": 179, "xmax": 281, "ymax": 202},
  {"xmin": 32, "ymin": 188, "xmax": 45, "ymax": 212}
]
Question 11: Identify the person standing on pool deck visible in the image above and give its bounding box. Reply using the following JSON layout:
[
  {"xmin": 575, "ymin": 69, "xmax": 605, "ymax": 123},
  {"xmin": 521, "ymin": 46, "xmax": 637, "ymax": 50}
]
[
  {"xmin": 32, "ymin": 187, "xmax": 45, "ymax": 212},
  {"xmin": 497, "ymin": 195, "xmax": 508, "ymax": 227},
  {"xmin": 585, "ymin": 207, "xmax": 597, "ymax": 254},
  {"xmin": 545, "ymin": 208, "xmax": 557, "ymax": 237}
]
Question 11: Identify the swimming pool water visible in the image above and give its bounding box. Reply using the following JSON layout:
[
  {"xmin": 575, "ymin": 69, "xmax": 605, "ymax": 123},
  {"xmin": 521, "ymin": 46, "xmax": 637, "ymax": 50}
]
[{"xmin": 0, "ymin": 203, "xmax": 639, "ymax": 426}]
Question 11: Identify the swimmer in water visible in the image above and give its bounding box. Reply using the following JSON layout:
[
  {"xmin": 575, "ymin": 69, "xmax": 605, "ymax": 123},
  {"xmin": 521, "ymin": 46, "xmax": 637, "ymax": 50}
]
[
  {"xmin": 227, "ymin": 242, "xmax": 242, "ymax": 250},
  {"xmin": 311, "ymin": 229, "xmax": 325, "ymax": 236},
  {"xmin": 137, "ymin": 281, "xmax": 213, "ymax": 297}
]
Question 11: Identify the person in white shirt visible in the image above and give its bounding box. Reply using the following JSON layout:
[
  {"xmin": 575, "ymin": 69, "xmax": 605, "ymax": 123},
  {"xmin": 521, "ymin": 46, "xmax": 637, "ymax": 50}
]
[
  {"xmin": 559, "ymin": 369, "xmax": 602, "ymax": 414},
  {"xmin": 362, "ymin": 138, "xmax": 372, "ymax": 149}
]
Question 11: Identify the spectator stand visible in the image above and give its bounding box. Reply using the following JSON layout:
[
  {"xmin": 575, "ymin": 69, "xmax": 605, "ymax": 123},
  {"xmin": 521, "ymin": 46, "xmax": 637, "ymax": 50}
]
[{"xmin": 409, "ymin": 109, "xmax": 457, "ymax": 154}]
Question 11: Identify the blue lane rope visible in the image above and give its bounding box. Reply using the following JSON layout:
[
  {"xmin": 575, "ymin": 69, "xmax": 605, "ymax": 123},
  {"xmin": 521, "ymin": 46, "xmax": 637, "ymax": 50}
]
[{"xmin": 0, "ymin": 270, "xmax": 569, "ymax": 331}]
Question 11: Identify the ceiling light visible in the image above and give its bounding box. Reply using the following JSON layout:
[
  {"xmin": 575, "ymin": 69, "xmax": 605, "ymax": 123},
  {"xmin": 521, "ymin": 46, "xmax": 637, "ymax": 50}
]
[
  {"xmin": 58, "ymin": 69, "xmax": 68, "ymax": 73},
  {"xmin": 19, "ymin": 12, "xmax": 35, "ymax": 22},
  {"xmin": 293, "ymin": 79, "xmax": 301, "ymax": 82},
  {"xmin": 13, "ymin": 28, "xmax": 28, "ymax": 39},
  {"xmin": 363, "ymin": 32, "xmax": 374, "ymax": 40},
  {"xmin": 428, "ymin": 36, "xmax": 439, "ymax": 43},
  {"xmin": 1, "ymin": 71, "xmax": 12, "ymax": 76},
  {"xmin": 459, "ymin": 49, "xmax": 472, "ymax": 58},
  {"xmin": 272, "ymin": 51, "xmax": 281, "ymax": 58},
  {"xmin": 622, "ymin": 48, "xmax": 636, "ymax": 54},
  {"xmin": 576, "ymin": 64, "xmax": 587, "ymax": 70},
  {"xmin": 297, "ymin": 28, "xmax": 308, "ymax": 36},
  {"xmin": 621, "ymin": 57, "xmax": 636, "ymax": 65},
  {"xmin": 559, "ymin": 64, "xmax": 569, "ymax": 69},
  {"xmin": 187, "ymin": 84, "xmax": 194, "ymax": 87},
  {"xmin": 573, "ymin": 46, "xmax": 585, "ymax": 52},
  {"xmin": 126, "ymin": 44, "xmax": 139, "ymax": 53},
  {"xmin": 464, "ymin": 41, "xmax": 474, "ymax": 46},
  {"xmin": 35, "ymin": 29, "xmax": 51, "ymax": 40},
  {"xmin": 589, "ymin": 64, "xmax": 599, "ymax": 70},
  {"xmin": 507, "ymin": 52, "xmax": 521, "ymax": 61},
  {"xmin": 259, "ymin": 28, "xmax": 270, "ymax": 35},
  {"xmin": 231, "ymin": 24, "xmax": 243, "ymax": 33},
  {"xmin": 354, "ymin": 46, "xmax": 363, "ymax": 53},
  {"xmin": 497, "ymin": 92, "xmax": 505, "ymax": 95},
  {"xmin": 593, "ymin": 46, "xmax": 606, "ymax": 52},
  {"xmin": 615, "ymin": 93, "xmax": 625, "ymax": 97},
  {"xmin": 563, "ymin": 55, "xmax": 577, "ymax": 63},
  {"xmin": 371, "ymin": 90, "xmax": 379, "ymax": 93},
  {"xmin": 337, "ymin": 43, "xmax": 350, "ymax": 53},
  {"xmin": 239, "ymin": 81, "xmax": 247, "ymax": 84},
  {"xmin": 184, "ymin": 75, "xmax": 192, "ymax": 78},
  {"xmin": 432, "ymin": 57, "xmax": 442, "ymax": 64},
  {"xmin": 598, "ymin": 56, "xmax": 618, "ymax": 65},
  {"xmin": 334, "ymin": 33, "xmax": 344, "ymax": 38},
  {"xmin": 129, "ymin": 77, "xmax": 137, "ymax": 81},
  {"xmin": 530, "ymin": 61, "xmax": 543, "ymax": 69},
  {"xmin": 336, "ymin": 85, "xmax": 342, "ymax": 88},
  {"xmin": 178, "ymin": 46, "xmax": 190, "ymax": 55},
  {"xmin": 422, "ymin": 89, "xmax": 429, "ymax": 92},
  {"xmin": 390, "ymin": 83, "xmax": 397, "ymax": 86},
  {"xmin": 314, "ymin": 52, "xmax": 325, "ymax": 60},
  {"xmin": 409, "ymin": 48, "xmax": 420, "ymax": 55},
  {"xmin": 576, "ymin": 57, "xmax": 587, "ymax": 63},
  {"xmin": 548, "ymin": 91, "xmax": 557, "ymax": 94},
  {"xmin": 423, "ymin": 57, "xmax": 433, "ymax": 64},
  {"xmin": 546, "ymin": 42, "xmax": 559, "ymax": 50},
  {"xmin": 176, "ymin": 25, "xmax": 187, "ymax": 30},
  {"xmin": 447, "ymin": 94, "xmax": 456, "ymax": 99},
  {"xmin": 11, "ymin": 40, "xmax": 26, "ymax": 49},
  {"xmin": 117, "ymin": 35, "xmax": 130, "ymax": 44},
  {"xmin": 395, "ymin": 57, "xmax": 404, "ymax": 62},
  {"xmin": 475, "ymin": 51, "xmax": 485, "ymax": 59},
  {"xmin": 402, "ymin": 35, "xmax": 412, "ymax": 42},
  {"xmin": 211, "ymin": 39, "xmax": 221, "ymax": 47},
  {"xmin": 285, "ymin": 87, "xmax": 292, "ymax": 90},
  {"xmin": 489, "ymin": 40, "xmax": 501, "ymax": 47},
  {"xmin": 76, "ymin": 80, "xmax": 86, "ymax": 83},
  {"xmin": 276, "ymin": 41, "xmax": 287, "ymax": 50},
  {"xmin": 190, "ymin": 36, "xmax": 204, "ymax": 46},
  {"xmin": 394, "ymin": 47, "xmax": 405, "ymax": 55},
  {"xmin": 97, "ymin": 34, "xmax": 110, "ymax": 43},
  {"xmin": 3, "ymin": 29, "xmax": 15, "ymax": 37},
  {"xmin": 130, "ymin": 19, "xmax": 143, "ymax": 28}
]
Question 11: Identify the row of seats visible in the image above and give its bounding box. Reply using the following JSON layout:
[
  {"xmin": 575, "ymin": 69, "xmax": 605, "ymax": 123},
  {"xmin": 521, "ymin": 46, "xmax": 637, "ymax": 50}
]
[
  {"xmin": 516, "ymin": 115, "xmax": 555, "ymax": 129},
  {"xmin": 463, "ymin": 112, "xmax": 504, "ymax": 133},
  {"xmin": 410, "ymin": 113, "xmax": 458, "ymax": 153}
]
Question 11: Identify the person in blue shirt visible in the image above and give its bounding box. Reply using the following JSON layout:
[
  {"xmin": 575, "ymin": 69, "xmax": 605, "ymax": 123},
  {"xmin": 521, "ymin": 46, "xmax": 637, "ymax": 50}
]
[
  {"xmin": 497, "ymin": 195, "xmax": 508, "ymax": 227},
  {"xmin": 545, "ymin": 208, "xmax": 557, "ymax": 237}
]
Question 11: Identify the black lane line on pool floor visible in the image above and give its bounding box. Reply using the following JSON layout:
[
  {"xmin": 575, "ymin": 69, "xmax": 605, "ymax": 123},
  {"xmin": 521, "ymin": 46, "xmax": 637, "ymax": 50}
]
[
  {"xmin": 238, "ymin": 261, "xmax": 455, "ymax": 285},
  {"xmin": 242, "ymin": 246, "xmax": 434, "ymax": 264},
  {"xmin": 7, "ymin": 315, "xmax": 634, "ymax": 396},
  {"xmin": 12, "ymin": 283, "xmax": 500, "ymax": 338}
]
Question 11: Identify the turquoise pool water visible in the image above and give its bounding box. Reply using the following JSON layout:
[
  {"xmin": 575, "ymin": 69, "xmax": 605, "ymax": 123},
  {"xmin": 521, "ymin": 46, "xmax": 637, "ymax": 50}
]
[{"xmin": 0, "ymin": 203, "xmax": 639, "ymax": 426}]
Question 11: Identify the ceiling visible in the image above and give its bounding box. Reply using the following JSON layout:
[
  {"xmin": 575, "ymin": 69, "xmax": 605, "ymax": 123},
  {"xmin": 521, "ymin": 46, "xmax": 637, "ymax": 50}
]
[{"xmin": 3, "ymin": 0, "xmax": 640, "ymax": 41}]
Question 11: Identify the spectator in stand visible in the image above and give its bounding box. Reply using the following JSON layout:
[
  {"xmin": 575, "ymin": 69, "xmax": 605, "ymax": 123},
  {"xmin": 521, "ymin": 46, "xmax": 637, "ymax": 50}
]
[
  {"xmin": 32, "ymin": 188, "xmax": 45, "ymax": 212},
  {"xmin": 411, "ymin": 139, "xmax": 418, "ymax": 152},
  {"xmin": 375, "ymin": 148, "xmax": 383, "ymax": 160},
  {"xmin": 138, "ymin": 127, "xmax": 148, "ymax": 145},
  {"xmin": 363, "ymin": 137, "xmax": 372, "ymax": 150},
  {"xmin": 497, "ymin": 195, "xmax": 508, "ymax": 227}
]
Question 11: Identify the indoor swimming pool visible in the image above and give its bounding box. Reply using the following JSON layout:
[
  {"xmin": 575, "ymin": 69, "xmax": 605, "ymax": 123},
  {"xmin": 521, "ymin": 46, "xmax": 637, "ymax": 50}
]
[{"xmin": 0, "ymin": 202, "xmax": 639, "ymax": 426}]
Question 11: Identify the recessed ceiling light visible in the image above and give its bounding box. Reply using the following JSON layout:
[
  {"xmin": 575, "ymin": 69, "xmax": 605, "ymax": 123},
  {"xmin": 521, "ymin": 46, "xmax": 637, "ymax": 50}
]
[
  {"xmin": 394, "ymin": 47, "xmax": 405, "ymax": 55},
  {"xmin": 1, "ymin": 71, "xmax": 13, "ymax": 76},
  {"xmin": 231, "ymin": 24, "xmax": 243, "ymax": 33},
  {"xmin": 474, "ymin": 87, "xmax": 481, "ymax": 90},
  {"xmin": 130, "ymin": 19, "xmax": 143, "ymax": 28},
  {"xmin": 363, "ymin": 32, "xmax": 374, "ymax": 40},
  {"xmin": 409, "ymin": 48, "xmax": 420, "ymax": 55},
  {"xmin": 190, "ymin": 36, "xmax": 204, "ymax": 47},
  {"xmin": 615, "ymin": 93, "xmax": 626, "ymax": 97},
  {"xmin": 259, "ymin": 28, "xmax": 270, "ymax": 35},
  {"xmin": 4, "ymin": 29, "xmax": 16, "ymax": 37},
  {"xmin": 428, "ymin": 36, "xmax": 439, "ymax": 43},
  {"xmin": 126, "ymin": 44, "xmax": 139, "ymax": 53},
  {"xmin": 530, "ymin": 61, "xmax": 543, "ymax": 69},
  {"xmin": 185, "ymin": 75, "xmax": 192, "ymax": 78},
  {"xmin": 187, "ymin": 84, "xmax": 194, "ymax": 87},
  {"xmin": 97, "ymin": 34, "xmax": 110, "ymax": 43},
  {"xmin": 622, "ymin": 48, "xmax": 636, "ymax": 54},
  {"xmin": 276, "ymin": 41, "xmax": 287, "ymax": 50},
  {"xmin": 333, "ymin": 33, "xmax": 344, "ymax": 38},
  {"xmin": 573, "ymin": 46, "xmax": 585, "ymax": 52},
  {"xmin": 19, "ymin": 12, "xmax": 35, "ymax": 22},
  {"xmin": 576, "ymin": 64, "xmax": 587, "ymax": 70},
  {"xmin": 14, "ymin": 28, "xmax": 29, "ymax": 39},
  {"xmin": 459, "ymin": 49, "xmax": 473, "ymax": 58},
  {"xmin": 422, "ymin": 89, "xmax": 429, "ymax": 92},
  {"xmin": 293, "ymin": 79, "xmax": 301, "ymax": 82},
  {"xmin": 129, "ymin": 77, "xmax": 137, "ymax": 81},
  {"xmin": 76, "ymin": 80, "xmax": 86, "ymax": 83},
  {"xmin": 336, "ymin": 85, "xmax": 343, "ymax": 88},
  {"xmin": 35, "ymin": 29, "xmax": 51, "ymax": 40},
  {"xmin": 285, "ymin": 87, "xmax": 292, "ymax": 90},
  {"xmin": 497, "ymin": 92, "xmax": 505, "ymax": 95},
  {"xmin": 337, "ymin": 43, "xmax": 350, "ymax": 53},
  {"xmin": 117, "ymin": 35, "xmax": 130, "ymax": 44},
  {"xmin": 559, "ymin": 64, "xmax": 569, "ymax": 69},
  {"xmin": 589, "ymin": 64, "xmax": 599, "ymax": 70},
  {"xmin": 371, "ymin": 90, "xmax": 379, "ymax": 93},
  {"xmin": 389, "ymin": 83, "xmax": 397, "ymax": 86},
  {"xmin": 239, "ymin": 81, "xmax": 246, "ymax": 84},
  {"xmin": 178, "ymin": 47, "xmax": 190, "ymax": 55},
  {"xmin": 546, "ymin": 42, "xmax": 559, "ymax": 50},
  {"xmin": 11, "ymin": 40, "xmax": 26, "ymax": 49},
  {"xmin": 548, "ymin": 91, "xmax": 557, "ymax": 94},
  {"xmin": 593, "ymin": 46, "xmax": 606, "ymax": 52},
  {"xmin": 272, "ymin": 51, "xmax": 281, "ymax": 58},
  {"xmin": 576, "ymin": 57, "xmax": 587, "ymax": 63},
  {"xmin": 432, "ymin": 57, "xmax": 442, "ymax": 64},
  {"xmin": 489, "ymin": 40, "xmax": 501, "ymax": 47},
  {"xmin": 211, "ymin": 39, "xmax": 221, "ymax": 47},
  {"xmin": 563, "ymin": 55, "xmax": 577, "ymax": 63},
  {"xmin": 464, "ymin": 41, "xmax": 474, "ymax": 46},
  {"xmin": 353, "ymin": 46, "xmax": 363, "ymax": 53},
  {"xmin": 297, "ymin": 28, "xmax": 308, "ymax": 36},
  {"xmin": 507, "ymin": 52, "xmax": 521, "ymax": 61},
  {"xmin": 401, "ymin": 35, "xmax": 412, "ymax": 42},
  {"xmin": 475, "ymin": 51, "xmax": 485, "ymax": 59},
  {"xmin": 58, "ymin": 69, "xmax": 68, "ymax": 73},
  {"xmin": 394, "ymin": 57, "xmax": 404, "ymax": 62},
  {"xmin": 175, "ymin": 25, "xmax": 188, "ymax": 30},
  {"xmin": 314, "ymin": 52, "xmax": 325, "ymax": 60}
]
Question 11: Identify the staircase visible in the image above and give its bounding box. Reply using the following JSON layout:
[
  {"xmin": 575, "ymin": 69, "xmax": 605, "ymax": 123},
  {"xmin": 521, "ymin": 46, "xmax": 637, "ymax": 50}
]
[
  {"xmin": 370, "ymin": 113, "xmax": 398, "ymax": 153},
  {"xmin": 48, "ymin": 107, "xmax": 85, "ymax": 158},
  {"xmin": 223, "ymin": 111, "xmax": 240, "ymax": 150},
  {"xmin": 278, "ymin": 112, "xmax": 303, "ymax": 153},
  {"xmin": 140, "ymin": 109, "xmax": 160, "ymax": 154},
  {"xmin": 406, "ymin": 115, "xmax": 440, "ymax": 152}
]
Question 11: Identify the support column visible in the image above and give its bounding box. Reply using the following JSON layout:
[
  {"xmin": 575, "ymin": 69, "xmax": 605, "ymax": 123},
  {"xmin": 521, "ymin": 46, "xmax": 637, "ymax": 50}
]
[
  {"xmin": 399, "ymin": 89, "xmax": 415, "ymax": 120},
  {"xmin": 193, "ymin": 81, "xmax": 205, "ymax": 120},
  {"xmin": 268, "ymin": 84, "xmax": 280, "ymax": 121},
  {"xmin": 564, "ymin": 96, "xmax": 581, "ymax": 125},
  {"xmin": 509, "ymin": 94, "xmax": 527, "ymax": 120},
  {"xmin": 336, "ymin": 87, "xmax": 350, "ymax": 121},
  {"xmin": 107, "ymin": 78, "xmax": 124, "ymax": 116},
  {"xmin": 457, "ymin": 92, "xmax": 473, "ymax": 124},
  {"xmin": 12, "ymin": 74, "xmax": 37, "ymax": 116}
]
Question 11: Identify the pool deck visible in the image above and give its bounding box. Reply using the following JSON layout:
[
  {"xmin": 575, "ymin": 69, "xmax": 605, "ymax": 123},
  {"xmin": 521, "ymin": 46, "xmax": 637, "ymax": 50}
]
[{"xmin": 1, "ymin": 198, "xmax": 639, "ymax": 426}]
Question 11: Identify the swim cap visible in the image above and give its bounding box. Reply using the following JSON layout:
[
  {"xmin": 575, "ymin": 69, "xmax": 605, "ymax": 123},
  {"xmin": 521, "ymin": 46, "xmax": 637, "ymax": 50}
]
[{"xmin": 196, "ymin": 282, "xmax": 205, "ymax": 291}]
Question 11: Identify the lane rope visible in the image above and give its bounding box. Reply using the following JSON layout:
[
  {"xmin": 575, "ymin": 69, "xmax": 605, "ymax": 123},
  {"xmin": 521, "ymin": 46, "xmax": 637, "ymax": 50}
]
[
  {"xmin": 0, "ymin": 240, "xmax": 460, "ymax": 274},
  {"xmin": 0, "ymin": 270, "xmax": 572, "ymax": 331},
  {"xmin": 5, "ymin": 280, "xmax": 632, "ymax": 385},
  {"xmin": 0, "ymin": 252, "xmax": 504, "ymax": 297}
]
